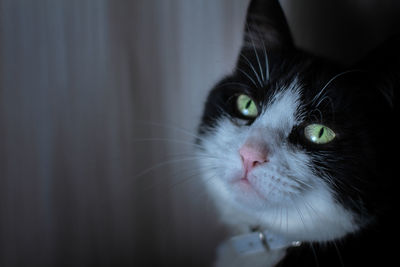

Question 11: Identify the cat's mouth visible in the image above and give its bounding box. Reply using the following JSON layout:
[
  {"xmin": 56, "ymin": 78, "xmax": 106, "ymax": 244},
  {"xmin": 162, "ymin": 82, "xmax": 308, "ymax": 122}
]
[
  {"xmin": 237, "ymin": 177, "xmax": 252, "ymax": 189},
  {"xmin": 233, "ymin": 176, "xmax": 268, "ymax": 201},
  {"xmin": 231, "ymin": 171, "xmax": 303, "ymax": 205}
]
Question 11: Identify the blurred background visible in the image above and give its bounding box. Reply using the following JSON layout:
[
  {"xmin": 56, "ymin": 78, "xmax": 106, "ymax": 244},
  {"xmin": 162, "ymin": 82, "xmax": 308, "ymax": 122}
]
[{"xmin": 0, "ymin": 0, "xmax": 399, "ymax": 266}]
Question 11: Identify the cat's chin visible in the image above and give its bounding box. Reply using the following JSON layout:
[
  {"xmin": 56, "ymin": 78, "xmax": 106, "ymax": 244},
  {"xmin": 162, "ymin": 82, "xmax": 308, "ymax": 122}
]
[
  {"xmin": 233, "ymin": 178, "xmax": 267, "ymax": 199},
  {"xmin": 229, "ymin": 173, "xmax": 296, "ymax": 211},
  {"xmin": 216, "ymin": 178, "xmax": 361, "ymax": 242},
  {"xmin": 229, "ymin": 178, "xmax": 279, "ymax": 213}
]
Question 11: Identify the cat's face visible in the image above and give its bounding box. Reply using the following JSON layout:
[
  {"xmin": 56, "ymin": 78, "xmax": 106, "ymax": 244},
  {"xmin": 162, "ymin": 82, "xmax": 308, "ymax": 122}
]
[{"xmin": 197, "ymin": 0, "xmax": 395, "ymax": 243}]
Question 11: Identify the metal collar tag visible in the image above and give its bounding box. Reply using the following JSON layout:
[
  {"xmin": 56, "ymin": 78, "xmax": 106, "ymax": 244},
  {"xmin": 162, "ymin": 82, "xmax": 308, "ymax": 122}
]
[{"xmin": 229, "ymin": 230, "xmax": 301, "ymax": 255}]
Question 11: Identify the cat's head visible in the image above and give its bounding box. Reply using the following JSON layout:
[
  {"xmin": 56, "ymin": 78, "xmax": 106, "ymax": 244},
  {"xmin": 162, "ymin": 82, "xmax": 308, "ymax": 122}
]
[{"xmin": 197, "ymin": 0, "xmax": 397, "ymax": 242}]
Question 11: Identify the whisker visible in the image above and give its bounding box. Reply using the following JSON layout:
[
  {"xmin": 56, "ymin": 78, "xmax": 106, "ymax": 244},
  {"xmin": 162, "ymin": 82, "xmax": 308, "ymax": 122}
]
[
  {"xmin": 315, "ymin": 95, "xmax": 333, "ymax": 110},
  {"xmin": 290, "ymin": 196, "xmax": 321, "ymax": 267},
  {"xmin": 240, "ymin": 53, "xmax": 263, "ymax": 87},
  {"xmin": 302, "ymin": 200, "xmax": 328, "ymax": 242},
  {"xmin": 310, "ymin": 243, "xmax": 320, "ymax": 267},
  {"xmin": 168, "ymin": 165, "xmax": 221, "ymax": 190},
  {"xmin": 288, "ymin": 174, "xmax": 314, "ymax": 190},
  {"xmin": 132, "ymin": 137, "xmax": 204, "ymax": 149},
  {"xmin": 303, "ymin": 200, "xmax": 320, "ymax": 220},
  {"xmin": 133, "ymin": 120, "xmax": 209, "ymax": 144},
  {"xmin": 136, "ymin": 166, "xmax": 218, "ymax": 203},
  {"xmin": 297, "ymin": 180, "xmax": 314, "ymax": 190},
  {"xmin": 237, "ymin": 67, "xmax": 259, "ymax": 88},
  {"xmin": 312, "ymin": 167, "xmax": 344, "ymax": 192},
  {"xmin": 133, "ymin": 156, "xmax": 218, "ymax": 181},
  {"xmin": 189, "ymin": 173, "xmax": 219, "ymax": 202},
  {"xmin": 285, "ymin": 205, "xmax": 289, "ymax": 235},
  {"xmin": 279, "ymin": 206, "xmax": 284, "ymax": 234},
  {"xmin": 268, "ymin": 205, "xmax": 280, "ymax": 233},
  {"xmin": 332, "ymin": 241, "xmax": 345, "ymax": 267},
  {"xmin": 137, "ymin": 161, "xmax": 222, "ymax": 194},
  {"xmin": 246, "ymin": 22, "xmax": 265, "ymax": 85},
  {"xmin": 293, "ymin": 197, "xmax": 307, "ymax": 232},
  {"xmin": 253, "ymin": 186, "xmax": 278, "ymax": 226},
  {"xmin": 313, "ymin": 108, "xmax": 324, "ymax": 122},
  {"xmin": 249, "ymin": 18, "xmax": 270, "ymax": 82},
  {"xmin": 213, "ymin": 81, "xmax": 252, "ymax": 90},
  {"xmin": 262, "ymin": 40, "xmax": 270, "ymax": 82},
  {"xmin": 311, "ymin": 69, "xmax": 364, "ymax": 106}
]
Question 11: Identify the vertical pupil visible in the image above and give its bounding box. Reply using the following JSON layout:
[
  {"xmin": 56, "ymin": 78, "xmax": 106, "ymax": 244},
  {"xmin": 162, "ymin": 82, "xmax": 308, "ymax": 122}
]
[
  {"xmin": 318, "ymin": 127, "xmax": 325, "ymax": 138},
  {"xmin": 245, "ymin": 99, "xmax": 252, "ymax": 109}
]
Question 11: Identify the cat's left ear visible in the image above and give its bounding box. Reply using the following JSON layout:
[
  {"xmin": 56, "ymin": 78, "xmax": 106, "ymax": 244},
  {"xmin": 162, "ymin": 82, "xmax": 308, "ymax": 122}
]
[
  {"xmin": 242, "ymin": 0, "xmax": 294, "ymax": 51},
  {"xmin": 355, "ymin": 36, "xmax": 400, "ymax": 109}
]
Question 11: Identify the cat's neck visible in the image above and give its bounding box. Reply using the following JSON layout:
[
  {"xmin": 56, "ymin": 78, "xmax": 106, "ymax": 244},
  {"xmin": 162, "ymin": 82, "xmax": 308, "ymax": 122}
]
[{"xmin": 228, "ymin": 227, "xmax": 302, "ymax": 253}]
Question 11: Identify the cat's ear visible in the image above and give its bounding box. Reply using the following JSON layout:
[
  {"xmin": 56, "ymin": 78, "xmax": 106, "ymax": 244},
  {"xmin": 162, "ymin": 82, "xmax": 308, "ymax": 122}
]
[
  {"xmin": 243, "ymin": 0, "xmax": 293, "ymax": 50},
  {"xmin": 356, "ymin": 36, "xmax": 400, "ymax": 109}
]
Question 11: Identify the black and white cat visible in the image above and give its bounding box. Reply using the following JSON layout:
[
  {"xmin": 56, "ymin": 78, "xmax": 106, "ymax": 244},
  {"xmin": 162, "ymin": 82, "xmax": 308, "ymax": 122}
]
[{"xmin": 196, "ymin": 0, "xmax": 398, "ymax": 266}]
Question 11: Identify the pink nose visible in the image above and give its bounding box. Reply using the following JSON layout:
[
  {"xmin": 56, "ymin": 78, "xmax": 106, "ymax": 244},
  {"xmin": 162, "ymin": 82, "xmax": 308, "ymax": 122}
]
[{"xmin": 239, "ymin": 144, "xmax": 269, "ymax": 173}]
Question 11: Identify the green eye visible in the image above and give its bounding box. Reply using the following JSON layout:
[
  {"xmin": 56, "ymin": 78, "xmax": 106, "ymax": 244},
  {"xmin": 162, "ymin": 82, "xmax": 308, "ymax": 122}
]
[
  {"xmin": 236, "ymin": 94, "xmax": 258, "ymax": 118},
  {"xmin": 304, "ymin": 124, "xmax": 336, "ymax": 144}
]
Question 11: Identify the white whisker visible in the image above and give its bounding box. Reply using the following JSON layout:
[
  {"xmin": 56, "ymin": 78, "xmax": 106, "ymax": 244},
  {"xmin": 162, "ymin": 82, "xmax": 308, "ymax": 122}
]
[
  {"xmin": 249, "ymin": 19, "xmax": 270, "ymax": 82},
  {"xmin": 246, "ymin": 22, "xmax": 265, "ymax": 85},
  {"xmin": 133, "ymin": 156, "xmax": 220, "ymax": 180},
  {"xmin": 133, "ymin": 120, "xmax": 208, "ymax": 144},
  {"xmin": 262, "ymin": 41, "xmax": 270, "ymax": 82},
  {"xmin": 311, "ymin": 69, "xmax": 364, "ymax": 107},
  {"xmin": 214, "ymin": 81, "xmax": 252, "ymax": 90},
  {"xmin": 290, "ymin": 195, "xmax": 308, "ymax": 233},
  {"xmin": 168, "ymin": 166, "xmax": 221, "ymax": 190},
  {"xmin": 332, "ymin": 241, "xmax": 345, "ymax": 267},
  {"xmin": 237, "ymin": 67, "xmax": 259, "ymax": 88},
  {"xmin": 132, "ymin": 137, "xmax": 203, "ymax": 149},
  {"xmin": 310, "ymin": 243, "xmax": 320, "ymax": 267},
  {"xmin": 240, "ymin": 53, "xmax": 263, "ymax": 87}
]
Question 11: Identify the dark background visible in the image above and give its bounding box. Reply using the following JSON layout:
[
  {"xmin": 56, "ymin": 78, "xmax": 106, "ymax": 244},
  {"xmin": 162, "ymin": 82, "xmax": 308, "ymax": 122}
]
[{"xmin": 1, "ymin": 0, "xmax": 399, "ymax": 266}]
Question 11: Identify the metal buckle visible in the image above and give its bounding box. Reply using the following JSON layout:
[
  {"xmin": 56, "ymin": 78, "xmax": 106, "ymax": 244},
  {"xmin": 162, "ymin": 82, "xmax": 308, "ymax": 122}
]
[{"xmin": 258, "ymin": 231, "xmax": 271, "ymax": 251}]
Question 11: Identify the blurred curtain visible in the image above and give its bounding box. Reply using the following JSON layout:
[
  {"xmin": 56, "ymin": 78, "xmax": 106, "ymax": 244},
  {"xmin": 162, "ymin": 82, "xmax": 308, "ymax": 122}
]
[
  {"xmin": 0, "ymin": 0, "xmax": 399, "ymax": 266},
  {"xmin": 0, "ymin": 0, "xmax": 248, "ymax": 266}
]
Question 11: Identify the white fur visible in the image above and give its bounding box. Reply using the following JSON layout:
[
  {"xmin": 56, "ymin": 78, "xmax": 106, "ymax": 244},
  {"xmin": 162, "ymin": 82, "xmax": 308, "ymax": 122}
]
[{"xmin": 198, "ymin": 82, "xmax": 359, "ymax": 245}]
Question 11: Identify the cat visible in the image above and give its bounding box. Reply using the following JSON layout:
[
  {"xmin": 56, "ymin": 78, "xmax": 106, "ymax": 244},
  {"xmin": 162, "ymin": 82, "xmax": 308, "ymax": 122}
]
[{"xmin": 196, "ymin": 0, "xmax": 398, "ymax": 266}]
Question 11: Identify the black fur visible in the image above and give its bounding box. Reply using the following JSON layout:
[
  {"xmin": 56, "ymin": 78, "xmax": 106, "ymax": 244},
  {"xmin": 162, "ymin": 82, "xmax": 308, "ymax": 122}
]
[{"xmin": 198, "ymin": 0, "xmax": 398, "ymax": 265}]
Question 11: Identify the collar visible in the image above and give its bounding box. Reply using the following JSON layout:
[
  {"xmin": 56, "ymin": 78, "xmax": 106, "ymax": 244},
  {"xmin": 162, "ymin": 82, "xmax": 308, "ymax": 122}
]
[{"xmin": 228, "ymin": 229, "xmax": 302, "ymax": 255}]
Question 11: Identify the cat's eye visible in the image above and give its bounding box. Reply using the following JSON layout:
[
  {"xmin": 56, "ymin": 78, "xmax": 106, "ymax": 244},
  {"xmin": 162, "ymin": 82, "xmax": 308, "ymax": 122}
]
[
  {"xmin": 236, "ymin": 94, "xmax": 258, "ymax": 118},
  {"xmin": 304, "ymin": 124, "xmax": 336, "ymax": 144}
]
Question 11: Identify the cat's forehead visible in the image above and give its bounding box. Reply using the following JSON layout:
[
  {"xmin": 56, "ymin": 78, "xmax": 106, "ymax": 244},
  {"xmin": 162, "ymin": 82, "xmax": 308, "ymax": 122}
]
[{"xmin": 256, "ymin": 79, "xmax": 304, "ymax": 133}]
